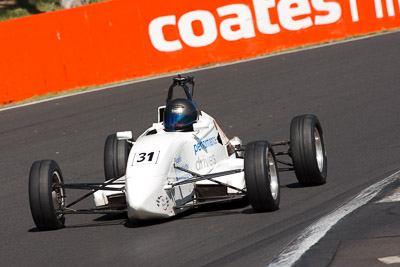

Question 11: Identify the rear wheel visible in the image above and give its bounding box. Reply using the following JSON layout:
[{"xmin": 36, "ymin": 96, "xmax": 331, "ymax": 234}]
[
  {"xmin": 29, "ymin": 160, "xmax": 66, "ymax": 230},
  {"xmin": 290, "ymin": 114, "xmax": 327, "ymax": 186},
  {"xmin": 244, "ymin": 141, "xmax": 280, "ymax": 212},
  {"xmin": 104, "ymin": 134, "xmax": 131, "ymax": 181}
]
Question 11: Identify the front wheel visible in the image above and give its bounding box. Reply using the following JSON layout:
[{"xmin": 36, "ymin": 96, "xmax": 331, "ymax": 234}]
[
  {"xmin": 29, "ymin": 160, "xmax": 66, "ymax": 230},
  {"xmin": 290, "ymin": 114, "xmax": 327, "ymax": 186},
  {"xmin": 104, "ymin": 134, "xmax": 131, "ymax": 181},
  {"xmin": 244, "ymin": 141, "xmax": 280, "ymax": 212}
]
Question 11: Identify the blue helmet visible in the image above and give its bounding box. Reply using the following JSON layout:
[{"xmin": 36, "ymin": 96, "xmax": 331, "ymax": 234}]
[{"xmin": 164, "ymin": 98, "xmax": 198, "ymax": 132}]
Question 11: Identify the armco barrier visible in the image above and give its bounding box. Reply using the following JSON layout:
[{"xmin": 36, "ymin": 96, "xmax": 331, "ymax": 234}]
[{"xmin": 0, "ymin": 0, "xmax": 399, "ymax": 104}]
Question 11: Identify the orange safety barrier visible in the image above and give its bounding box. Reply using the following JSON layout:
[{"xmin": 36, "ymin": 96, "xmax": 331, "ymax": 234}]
[{"xmin": 0, "ymin": 0, "xmax": 399, "ymax": 105}]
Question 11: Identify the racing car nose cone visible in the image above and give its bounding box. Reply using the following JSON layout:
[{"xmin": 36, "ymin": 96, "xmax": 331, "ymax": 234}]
[{"xmin": 125, "ymin": 174, "xmax": 172, "ymax": 220}]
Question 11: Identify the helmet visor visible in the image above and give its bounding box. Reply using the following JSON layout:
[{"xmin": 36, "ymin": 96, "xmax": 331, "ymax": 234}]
[{"xmin": 164, "ymin": 113, "xmax": 195, "ymax": 131}]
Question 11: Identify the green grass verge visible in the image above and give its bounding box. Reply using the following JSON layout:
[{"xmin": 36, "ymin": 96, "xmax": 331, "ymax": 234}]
[
  {"xmin": 0, "ymin": 0, "xmax": 107, "ymax": 21},
  {"xmin": 0, "ymin": 7, "xmax": 31, "ymax": 21}
]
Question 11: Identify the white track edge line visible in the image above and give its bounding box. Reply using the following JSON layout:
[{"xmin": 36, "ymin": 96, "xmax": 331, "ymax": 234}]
[
  {"xmin": 268, "ymin": 170, "xmax": 400, "ymax": 267},
  {"xmin": 1, "ymin": 30, "xmax": 399, "ymax": 113},
  {"xmin": 376, "ymin": 188, "xmax": 400, "ymax": 203},
  {"xmin": 378, "ymin": 255, "xmax": 400, "ymax": 264}
]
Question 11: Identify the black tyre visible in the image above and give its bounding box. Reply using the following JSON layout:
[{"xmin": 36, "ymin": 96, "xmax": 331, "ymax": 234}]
[
  {"xmin": 290, "ymin": 114, "xmax": 327, "ymax": 186},
  {"xmin": 29, "ymin": 160, "xmax": 66, "ymax": 231},
  {"xmin": 244, "ymin": 141, "xmax": 280, "ymax": 212},
  {"xmin": 104, "ymin": 134, "xmax": 131, "ymax": 181}
]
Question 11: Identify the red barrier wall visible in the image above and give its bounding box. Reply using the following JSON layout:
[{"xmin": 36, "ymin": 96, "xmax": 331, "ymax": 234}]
[{"xmin": 0, "ymin": 0, "xmax": 399, "ymax": 104}]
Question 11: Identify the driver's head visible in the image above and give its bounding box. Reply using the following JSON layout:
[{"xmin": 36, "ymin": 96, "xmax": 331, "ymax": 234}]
[{"xmin": 164, "ymin": 98, "xmax": 198, "ymax": 132}]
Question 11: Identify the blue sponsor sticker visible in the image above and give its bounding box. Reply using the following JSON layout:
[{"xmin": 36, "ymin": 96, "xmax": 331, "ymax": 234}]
[{"xmin": 193, "ymin": 136, "xmax": 217, "ymax": 155}]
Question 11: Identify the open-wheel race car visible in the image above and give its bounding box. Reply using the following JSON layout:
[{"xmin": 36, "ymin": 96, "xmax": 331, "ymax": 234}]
[{"xmin": 28, "ymin": 75, "xmax": 327, "ymax": 230}]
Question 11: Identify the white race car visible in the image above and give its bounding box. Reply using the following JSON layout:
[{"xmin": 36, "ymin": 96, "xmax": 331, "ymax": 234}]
[{"xmin": 28, "ymin": 76, "xmax": 327, "ymax": 230}]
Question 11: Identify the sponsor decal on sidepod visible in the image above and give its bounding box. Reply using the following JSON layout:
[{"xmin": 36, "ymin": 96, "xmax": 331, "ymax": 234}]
[
  {"xmin": 196, "ymin": 154, "xmax": 217, "ymax": 171},
  {"xmin": 193, "ymin": 136, "xmax": 218, "ymax": 155}
]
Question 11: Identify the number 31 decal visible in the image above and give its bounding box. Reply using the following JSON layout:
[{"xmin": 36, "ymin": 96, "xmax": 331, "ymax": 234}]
[{"xmin": 132, "ymin": 151, "xmax": 160, "ymax": 165}]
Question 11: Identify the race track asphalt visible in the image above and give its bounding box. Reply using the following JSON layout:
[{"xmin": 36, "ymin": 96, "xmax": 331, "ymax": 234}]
[{"xmin": 1, "ymin": 31, "xmax": 400, "ymax": 267}]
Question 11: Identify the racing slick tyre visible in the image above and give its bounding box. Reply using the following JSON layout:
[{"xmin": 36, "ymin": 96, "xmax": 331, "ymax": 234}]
[
  {"xmin": 104, "ymin": 134, "xmax": 131, "ymax": 181},
  {"xmin": 290, "ymin": 114, "xmax": 327, "ymax": 186},
  {"xmin": 29, "ymin": 160, "xmax": 66, "ymax": 230},
  {"xmin": 244, "ymin": 141, "xmax": 280, "ymax": 212}
]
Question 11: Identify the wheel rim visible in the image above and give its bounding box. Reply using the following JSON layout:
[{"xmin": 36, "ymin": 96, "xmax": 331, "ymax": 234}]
[
  {"xmin": 314, "ymin": 127, "xmax": 324, "ymax": 172},
  {"xmin": 267, "ymin": 151, "xmax": 279, "ymax": 200},
  {"xmin": 51, "ymin": 171, "xmax": 65, "ymax": 219}
]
